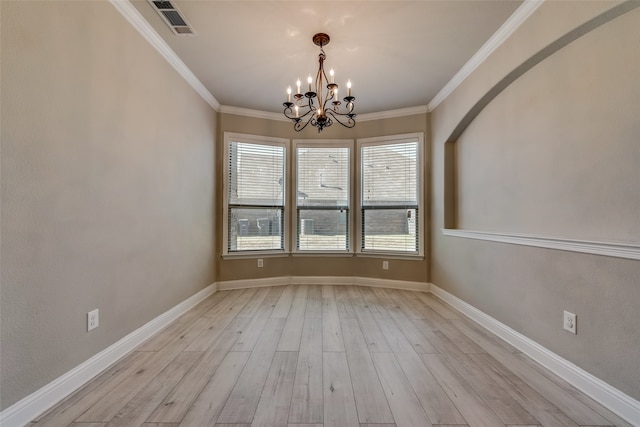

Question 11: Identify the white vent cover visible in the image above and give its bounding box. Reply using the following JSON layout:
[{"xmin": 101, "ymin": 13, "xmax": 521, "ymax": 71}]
[{"xmin": 148, "ymin": 0, "xmax": 195, "ymax": 35}]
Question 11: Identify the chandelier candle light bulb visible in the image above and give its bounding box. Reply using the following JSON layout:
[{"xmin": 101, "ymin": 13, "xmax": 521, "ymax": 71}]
[{"xmin": 282, "ymin": 33, "xmax": 356, "ymax": 132}]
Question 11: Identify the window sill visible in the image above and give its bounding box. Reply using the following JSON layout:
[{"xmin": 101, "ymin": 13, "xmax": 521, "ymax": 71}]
[
  {"xmin": 356, "ymin": 252, "xmax": 424, "ymax": 261},
  {"xmin": 221, "ymin": 251, "xmax": 424, "ymax": 261},
  {"xmin": 221, "ymin": 251, "xmax": 289, "ymax": 260},
  {"xmin": 292, "ymin": 252, "xmax": 354, "ymax": 258}
]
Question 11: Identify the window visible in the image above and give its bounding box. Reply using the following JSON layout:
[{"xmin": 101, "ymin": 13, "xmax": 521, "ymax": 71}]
[
  {"xmin": 224, "ymin": 133, "xmax": 288, "ymax": 254},
  {"xmin": 223, "ymin": 132, "xmax": 423, "ymax": 258},
  {"xmin": 358, "ymin": 134, "xmax": 422, "ymax": 255},
  {"xmin": 295, "ymin": 141, "xmax": 351, "ymax": 252}
]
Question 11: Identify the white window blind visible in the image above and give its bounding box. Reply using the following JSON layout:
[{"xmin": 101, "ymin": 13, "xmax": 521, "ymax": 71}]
[
  {"xmin": 296, "ymin": 146, "xmax": 350, "ymax": 251},
  {"xmin": 361, "ymin": 141, "xmax": 419, "ymax": 253},
  {"xmin": 227, "ymin": 140, "xmax": 285, "ymax": 252}
]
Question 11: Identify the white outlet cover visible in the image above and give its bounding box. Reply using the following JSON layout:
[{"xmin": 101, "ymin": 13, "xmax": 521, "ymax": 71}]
[
  {"xmin": 382, "ymin": 261, "xmax": 389, "ymax": 270},
  {"xmin": 88, "ymin": 309, "xmax": 99, "ymax": 332},
  {"xmin": 563, "ymin": 310, "xmax": 576, "ymax": 334},
  {"xmin": 257, "ymin": 259, "xmax": 264, "ymax": 268}
]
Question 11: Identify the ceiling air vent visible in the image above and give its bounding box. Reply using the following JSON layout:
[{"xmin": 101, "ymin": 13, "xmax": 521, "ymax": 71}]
[{"xmin": 148, "ymin": 0, "xmax": 195, "ymax": 36}]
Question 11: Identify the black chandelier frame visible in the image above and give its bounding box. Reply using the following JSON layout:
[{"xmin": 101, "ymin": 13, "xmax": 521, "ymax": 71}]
[{"xmin": 283, "ymin": 33, "xmax": 356, "ymax": 133}]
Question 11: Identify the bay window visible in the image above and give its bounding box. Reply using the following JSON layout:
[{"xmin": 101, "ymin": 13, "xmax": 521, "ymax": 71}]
[{"xmin": 223, "ymin": 132, "xmax": 423, "ymax": 258}]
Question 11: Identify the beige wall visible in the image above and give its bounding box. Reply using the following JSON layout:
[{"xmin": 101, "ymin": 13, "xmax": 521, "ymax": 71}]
[
  {"xmin": 216, "ymin": 113, "xmax": 429, "ymax": 283},
  {"xmin": 4, "ymin": 0, "xmax": 637, "ymax": 415},
  {"xmin": 431, "ymin": 2, "xmax": 640, "ymax": 400},
  {"xmin": 0, "ymin": 1, "xmax": 216, "ymax": 410}
]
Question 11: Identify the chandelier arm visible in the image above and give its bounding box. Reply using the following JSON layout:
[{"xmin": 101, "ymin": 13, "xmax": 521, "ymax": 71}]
[
  {"xmin": 294, "ymin": 116, "xmax": 313, "ymax": 132},
  {"xmin": 283, "ymin": 104, "xmax": 314, "ymax": 121},
  {"xmin": 307, "ymin": 94, "xmax": 317, "ymax": 113},
  {"xmin": 322, "ymin": 94, "xmax": 337, "ymax": 114},
  {"xmin": 292, "ymin": 106, "xmax": 319, "ymax": 131},
  {"xmin": 301, "ymin": 105, "xmax": 315, "ymax": 119},
  {"xmin": 325, "ymin": 109, "xmax": 356, "ymax": 128},
  {"xmin": 342, "ymin": 96, "xmax": 355, "ymax": 114},
  {"xmin": 283, "ymin": 105, "xmax": 296, "ymax": 120},
  {"xmin": 325, "ymin": 100, "xmax": 356, "ymax": 118}
]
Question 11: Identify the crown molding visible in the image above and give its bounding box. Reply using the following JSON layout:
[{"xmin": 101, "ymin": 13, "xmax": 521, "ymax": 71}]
[
  {"xmin": 219, "ymin": 105, "xmax": 429, "ymax": 123},
  {"xmin": 219, "ymin": 105, "xmax": 289, "ymax": 122},
  {"xmin": 112, "ymin": 0, "xmax": 542, "ymax": 118},
  {"xmin": 108, "ymin": 0, "xmax": 220, "ymax": 110},
  {"xmin": 358, "ymin": 105, "xmax": 429, "ymax": 122},
  {"xmin": 219, "ymin": 0, "xmax": 544, "ymax": 120},
  {"xmin": 427, "ymin": 0, "xmax": 544, "ymax": 111},
  {"xmin": 442, "ymin": 229, "xmax": 640, "ymax": 261}
]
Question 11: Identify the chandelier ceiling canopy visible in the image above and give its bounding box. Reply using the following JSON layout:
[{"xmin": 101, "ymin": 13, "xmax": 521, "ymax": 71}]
[{"xmin": 283, "ymin": 33, "xmax": 356, "ymax": 133}]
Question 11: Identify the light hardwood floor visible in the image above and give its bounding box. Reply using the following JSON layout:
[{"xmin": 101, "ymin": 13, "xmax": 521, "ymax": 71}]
[{"xmin": 32, "ymin": 285, "xmax": 630, "ymax": 427}]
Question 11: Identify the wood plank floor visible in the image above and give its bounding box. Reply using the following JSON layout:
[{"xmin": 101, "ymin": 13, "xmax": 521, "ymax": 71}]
[{"xmin": 32, "ymin": 285, "xmax": 630, "ymax": 427}]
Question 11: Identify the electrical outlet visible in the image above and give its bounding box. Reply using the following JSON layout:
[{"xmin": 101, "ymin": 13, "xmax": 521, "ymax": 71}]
[
  {"xmin": 257, "ymin": 258, "xmax": 263, "ymax": 268},
  {"xmin": 88, "ymin": 309, "xmax": 99, "ymax": 332},
  {"xmin": 382, "ymin": 260, "xmax": 389, "ymax": 270},
  {"xmin": 563, "ymin": 310, "xmax": 576, "ymax": 334}
]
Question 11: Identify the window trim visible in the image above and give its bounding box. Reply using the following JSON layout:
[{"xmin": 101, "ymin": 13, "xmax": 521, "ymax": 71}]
[
  {"xmin": 222, "ymin": 132, "xmax": 290, "ymax": 257},
  {"xmin": 222, "ymin": 132, "xmax": 425, "ymax": 260},
  {"xmin": 356, "ymin": 132, "xmax": 425, "ymax": 257},
  {"xmin": 292, "ymin": 139, "xmax": 355, "ymax": 255}
]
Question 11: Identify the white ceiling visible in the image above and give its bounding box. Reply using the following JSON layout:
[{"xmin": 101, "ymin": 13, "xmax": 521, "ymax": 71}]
[{"xmin": 131, "ymin": 0, "xmax": 523, "ymax": 114}]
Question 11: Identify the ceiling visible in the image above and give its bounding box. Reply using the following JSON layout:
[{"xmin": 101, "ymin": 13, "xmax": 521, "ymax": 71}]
[{"xmin": 131, "ymin": 1, "xmax": 523, "ymax": 115}]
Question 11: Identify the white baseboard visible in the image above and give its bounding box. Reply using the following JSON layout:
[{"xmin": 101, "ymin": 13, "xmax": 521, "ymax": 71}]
[
  {"xmin": 217, "ymin": 276, "xmax": 287, "ymax": 290},
  {"xmin": 290, "ymin": 276, "xmax": 355, "ymax": 286},
  {"xmin": 217, "ymin": 276, "xmax": 430, "ymax": 292},
  {"xmin": 430, "ymin": 283, "xmax": 640, "ymax": 425},
  {"xmin": 0, "ymin": 283, "xmax": 217, "ymax": 427},
  {"xmin": 8, "ymin": 279, "xmax": 635, "ymax": 426},
  {"xmin": 354, "ymin": 277, "xmax": 431, "ymax": 292}
]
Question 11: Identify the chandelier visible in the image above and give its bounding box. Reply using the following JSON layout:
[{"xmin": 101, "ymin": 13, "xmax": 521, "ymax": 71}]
[{"xmin": 283, "ymin": 33, "xmax": 356, "ymax": 133}]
